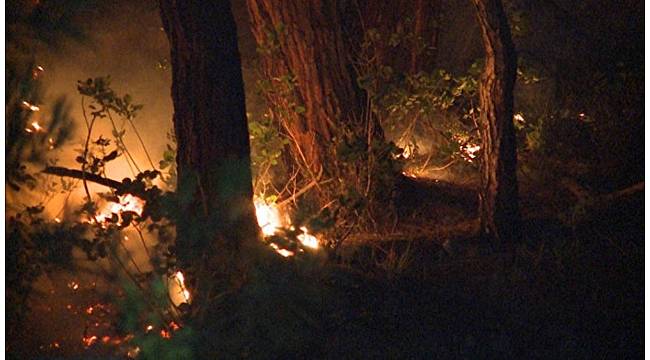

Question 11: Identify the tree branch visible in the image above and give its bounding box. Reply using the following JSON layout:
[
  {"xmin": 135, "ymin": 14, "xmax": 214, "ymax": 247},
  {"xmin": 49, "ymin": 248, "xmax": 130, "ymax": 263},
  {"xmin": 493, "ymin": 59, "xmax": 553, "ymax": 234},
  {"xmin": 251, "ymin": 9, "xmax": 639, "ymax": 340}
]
[{"xmin": 42, "ymin": 166, "xmax": 123, "ymax": 190}]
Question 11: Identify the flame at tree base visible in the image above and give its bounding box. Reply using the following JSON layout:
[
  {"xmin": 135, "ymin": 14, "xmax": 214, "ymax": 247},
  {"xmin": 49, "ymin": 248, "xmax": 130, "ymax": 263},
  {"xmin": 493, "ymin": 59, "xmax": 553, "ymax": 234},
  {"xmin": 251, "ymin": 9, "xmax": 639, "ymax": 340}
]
[{"xmin": 254, "ymin": 198, "xmax": 321, "ymax": 256}]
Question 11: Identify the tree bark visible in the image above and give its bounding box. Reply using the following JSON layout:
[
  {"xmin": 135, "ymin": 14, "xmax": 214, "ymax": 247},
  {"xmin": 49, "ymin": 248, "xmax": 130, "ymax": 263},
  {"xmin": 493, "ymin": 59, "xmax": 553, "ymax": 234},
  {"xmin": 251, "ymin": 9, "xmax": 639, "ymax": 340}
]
[
  {"xmin": 472, "ymin": 0, "xmax": 521, "ymax": 247},
  {"xmin": 160, "ymin": 0, "xmax": 259, "ymax": 315},
  {"xmin": 246, "ymin": 0, "xmax": 371, "ymax": 184},
  {"xmin": 356, "ymin": 0, "xmax": 440, "ymax": 75}
]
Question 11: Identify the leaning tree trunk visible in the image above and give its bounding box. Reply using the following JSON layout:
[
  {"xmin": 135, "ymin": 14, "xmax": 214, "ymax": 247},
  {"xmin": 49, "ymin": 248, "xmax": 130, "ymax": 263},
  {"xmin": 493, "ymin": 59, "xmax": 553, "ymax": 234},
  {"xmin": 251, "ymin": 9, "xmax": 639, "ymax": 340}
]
[
  {"xmin": 160, "ymin": 0, "xmax": 259, "ymax": 320},
  {"xmin": 247, "ymin": 0, "xmax": 374, "ymax": 190},
  {"xmin": 472, "ymin": 0, "xmax": 521, "ymax": 247}
]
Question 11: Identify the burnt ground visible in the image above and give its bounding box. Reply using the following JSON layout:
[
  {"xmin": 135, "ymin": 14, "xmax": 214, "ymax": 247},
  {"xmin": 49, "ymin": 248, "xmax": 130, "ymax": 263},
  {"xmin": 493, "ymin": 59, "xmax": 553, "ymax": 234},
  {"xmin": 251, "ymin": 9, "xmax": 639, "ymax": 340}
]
[{"xmin": 8, "ymin": 176, "xmax": 644, "ymax": 359}]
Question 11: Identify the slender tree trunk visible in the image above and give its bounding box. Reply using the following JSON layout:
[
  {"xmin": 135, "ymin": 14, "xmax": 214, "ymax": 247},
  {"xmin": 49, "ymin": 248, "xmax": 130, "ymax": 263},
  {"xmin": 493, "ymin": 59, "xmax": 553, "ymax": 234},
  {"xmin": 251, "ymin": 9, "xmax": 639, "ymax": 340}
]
[
  {"xmin": 472, "ymin": 0, "xmax": 521, "ymax": 247},
  {"xmin": 247, "ymin": 0, "xmax": 371, "ymax": 184},
  {"xmin": 410, "ymin": 0, "xmax": 440, "ymax": 74},
  {"xmin": 160, "ymin": 0, "xmax": 259, "ymax": 317}
]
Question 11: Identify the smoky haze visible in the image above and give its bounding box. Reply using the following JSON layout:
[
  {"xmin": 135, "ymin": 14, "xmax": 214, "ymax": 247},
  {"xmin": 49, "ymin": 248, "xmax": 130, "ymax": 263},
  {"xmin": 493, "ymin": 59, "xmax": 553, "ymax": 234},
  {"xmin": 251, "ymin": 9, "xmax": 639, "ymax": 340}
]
[
  {"xmin": 33, "ymin": 0, "xmax": 260, "ymax": 218},
  {"xmin": 40, "ymin": 0, "xmax": 171, "ymax": 185}
]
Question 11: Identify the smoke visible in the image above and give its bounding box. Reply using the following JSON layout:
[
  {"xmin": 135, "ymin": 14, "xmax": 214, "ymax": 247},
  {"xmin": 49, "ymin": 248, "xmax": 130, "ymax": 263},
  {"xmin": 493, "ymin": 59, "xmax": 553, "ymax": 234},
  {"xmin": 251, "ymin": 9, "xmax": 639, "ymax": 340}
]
[{"xmin": 27, "ymin": 1, "xmax": 170, "ymax": 218}]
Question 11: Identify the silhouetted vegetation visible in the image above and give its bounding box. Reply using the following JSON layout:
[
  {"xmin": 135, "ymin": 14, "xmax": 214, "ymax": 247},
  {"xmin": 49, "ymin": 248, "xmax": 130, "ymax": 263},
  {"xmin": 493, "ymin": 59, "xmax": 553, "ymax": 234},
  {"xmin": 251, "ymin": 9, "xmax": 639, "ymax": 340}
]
[{"xmin": 5, "ymin": 0, "xmax": 643, "ymax": 358}]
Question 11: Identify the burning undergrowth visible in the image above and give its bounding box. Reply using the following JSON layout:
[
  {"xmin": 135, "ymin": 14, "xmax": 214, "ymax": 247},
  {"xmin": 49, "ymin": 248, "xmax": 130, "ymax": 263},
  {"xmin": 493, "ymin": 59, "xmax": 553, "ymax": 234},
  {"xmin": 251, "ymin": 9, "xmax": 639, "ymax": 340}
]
[{"xmin": 6, "ymin": 75, "xmax": 339, "ymax": 358}]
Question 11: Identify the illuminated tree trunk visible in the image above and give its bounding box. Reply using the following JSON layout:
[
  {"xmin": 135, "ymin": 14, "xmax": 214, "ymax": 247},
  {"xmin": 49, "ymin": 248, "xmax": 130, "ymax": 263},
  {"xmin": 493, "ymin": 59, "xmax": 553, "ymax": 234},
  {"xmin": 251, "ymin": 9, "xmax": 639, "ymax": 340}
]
[
  {"xmin": 160, "ymin": 0, "xmax": 259, "ymax": 314},
  {"xmin": 472, "ymin": 0, "xmax": 521, "ymax": 247},
  {"xmin": 246, "ymin": 0, "xmax": 372, "ymax": 185}
]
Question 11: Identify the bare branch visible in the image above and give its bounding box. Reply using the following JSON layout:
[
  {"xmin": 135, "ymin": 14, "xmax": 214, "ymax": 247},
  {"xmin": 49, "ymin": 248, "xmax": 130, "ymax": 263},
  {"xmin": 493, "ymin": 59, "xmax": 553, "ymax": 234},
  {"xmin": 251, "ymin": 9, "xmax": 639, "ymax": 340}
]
[{"xmin": 42, "ymin": 166, "xmax": 123, "ymax": 189}]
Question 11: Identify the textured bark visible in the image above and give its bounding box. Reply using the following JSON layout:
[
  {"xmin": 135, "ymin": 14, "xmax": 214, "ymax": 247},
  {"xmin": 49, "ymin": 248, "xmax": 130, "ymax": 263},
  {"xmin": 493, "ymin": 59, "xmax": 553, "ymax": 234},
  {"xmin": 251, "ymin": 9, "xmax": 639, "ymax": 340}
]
[
  {"xmin": 472, "ymin": 0, "xmax": 521, "ymax": 246},
  {"xmin": 247, "ymin": 0, "xmax": 370, "ymax": 181},
  {"xmin": 160, "ymin": 0, "xmax": 258, "ymax": 295}
]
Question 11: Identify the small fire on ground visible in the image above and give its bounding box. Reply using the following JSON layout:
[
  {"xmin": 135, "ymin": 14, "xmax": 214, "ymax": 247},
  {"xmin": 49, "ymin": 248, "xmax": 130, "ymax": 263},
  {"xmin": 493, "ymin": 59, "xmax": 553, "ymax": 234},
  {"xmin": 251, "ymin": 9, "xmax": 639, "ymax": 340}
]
[{"xmin": 254, "ymin": 199, "xmax": 320, "ymax": 257}]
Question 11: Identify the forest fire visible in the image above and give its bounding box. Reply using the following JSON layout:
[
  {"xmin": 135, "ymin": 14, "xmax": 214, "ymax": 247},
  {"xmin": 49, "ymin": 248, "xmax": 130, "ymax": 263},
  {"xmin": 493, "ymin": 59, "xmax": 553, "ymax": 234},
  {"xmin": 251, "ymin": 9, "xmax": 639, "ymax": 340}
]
[
  {"xmin": 254, "ymin": 199, "xmax": 321, "ymax": 255},
  {"xmin": 6, "ymin": 0, "xmax": 643, "ymax": 358}
]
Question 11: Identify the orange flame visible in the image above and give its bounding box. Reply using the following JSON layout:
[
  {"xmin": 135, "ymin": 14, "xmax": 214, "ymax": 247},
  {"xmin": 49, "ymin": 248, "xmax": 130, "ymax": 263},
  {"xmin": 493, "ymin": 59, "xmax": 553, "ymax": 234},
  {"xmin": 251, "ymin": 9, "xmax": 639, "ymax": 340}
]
[
  {"xmin": 297, "ymin": 227, "xmax": 319, "ymax": 249},
  {"xmin": 94, "ymin": 194, "xmax": 145, "ymax": 225},
  {"xmin": 254, "ymin": 200, "xmax": 282, "ymax": 236},
  {"xmin": 169, "ymin": 271, "xmax": 191, "ymax": 306},
  {"xmin": 82, "ymin": 335, "xmax": 98, "ymax": 348}
]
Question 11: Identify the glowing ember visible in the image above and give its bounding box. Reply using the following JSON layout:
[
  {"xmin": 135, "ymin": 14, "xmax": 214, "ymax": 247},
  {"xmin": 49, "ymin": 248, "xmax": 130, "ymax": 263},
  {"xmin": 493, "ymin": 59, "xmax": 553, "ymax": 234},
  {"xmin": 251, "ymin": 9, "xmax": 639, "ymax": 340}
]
[
  {"xmin": 127, "ymin": 346, "xmax": 141, "ymax": 358},
  {"xmin": 401, "ymin": 171, "xmax": 418, "ymax": 178},
  {"xmin": 514, "ymin": 113, "xmax": 525, "ymax": 123},
  {"xmin": 465, "ymin": 144, "xmax": 480, "ymax": 158},
  {"xmin": 54, "ymin": 217, "xmax": 62, "ymax": 223},
  {"xmin": 270, "ymin": 243, "xmax": 294, "ymax": 257},
  {"xmin": 255, "ymin": 200, "xmax": 282, "ymax": 236},
  {"xmin": 82, "ymin": 335, "xmax": 98, "ymax": 348},
  {"xmin": 67, "ymin": 281, "xmax": 79, "ymax": 291},
  {"xmin": 460, "ymin": 143, "xmax": 481, "ymax": 162},
  {"xmin": 297, "ymin": 227, "xmax": 319, "ymax": 249},
  {"xmin": 146, "ymin": 325, "xmax": 154, "ymax": 332},
  {"xmin": 160, "ymin": 329, "xmax": 172, "ymax": 339},
  {"xmin": 32, "ymin": 65, "xmax": 45, "ymax": 79},
  {"xmin": 25, "ymin": 121, "xmax": 44, "ymax": 133},
  {"xmin": 21, "ymin": 101, "xmax": 40, "ymax": 112},
  {"xmin": 402, "ymin": 146, "xmax": 412, "ymax": 159}
]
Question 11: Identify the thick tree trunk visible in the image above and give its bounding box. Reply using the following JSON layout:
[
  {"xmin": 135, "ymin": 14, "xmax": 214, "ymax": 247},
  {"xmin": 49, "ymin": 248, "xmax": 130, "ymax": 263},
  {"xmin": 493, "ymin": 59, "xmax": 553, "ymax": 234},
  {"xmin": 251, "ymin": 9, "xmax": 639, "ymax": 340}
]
[
  {"xmin": 246, "ymin": 0, "xmax": 370, "ymax": 183},
  {"xmin": 472, "ymin": 0, "xmax": 521, "ymax": 247},
  {"xmin": 160, "ymin": 0, "xmax": 259, "ymax": 314}
]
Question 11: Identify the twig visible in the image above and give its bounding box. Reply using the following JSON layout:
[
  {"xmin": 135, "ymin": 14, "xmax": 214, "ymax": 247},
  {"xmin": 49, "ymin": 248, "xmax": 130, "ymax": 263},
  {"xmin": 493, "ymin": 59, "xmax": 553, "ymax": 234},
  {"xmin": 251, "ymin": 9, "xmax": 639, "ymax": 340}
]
[
  {"xmin": 276, "ymin": 169, "xmax": 328, "ymax": 207},
  {"xmin": 127, "ymin": 116, "xmax": 157, "ymax": 170},
  {"xmin": 81, "ymin": 104, "xmax": 98, "ymax": 202},
  {"xmin": 427, "ymin": 159, "xmax": 458, "ymax": 171},
  {"xmin": 107, "ymin": 110, "xmax": 140, "ymax": 175},
  {"xmin": 134, "ymin": 225, "xmax": 152, "ymax": 260}
]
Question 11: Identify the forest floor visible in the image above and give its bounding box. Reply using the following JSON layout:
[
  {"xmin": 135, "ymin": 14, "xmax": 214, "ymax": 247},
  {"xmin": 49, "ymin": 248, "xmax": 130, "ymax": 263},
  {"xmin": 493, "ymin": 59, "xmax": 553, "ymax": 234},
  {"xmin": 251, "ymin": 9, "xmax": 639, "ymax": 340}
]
[
  {"xmin": 9, "ymin": 175, "xmax": 644, "ymax": 359},
  {"xmin": 318, "ymin": 175, "xmax": 644, "ymax": 359}
]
